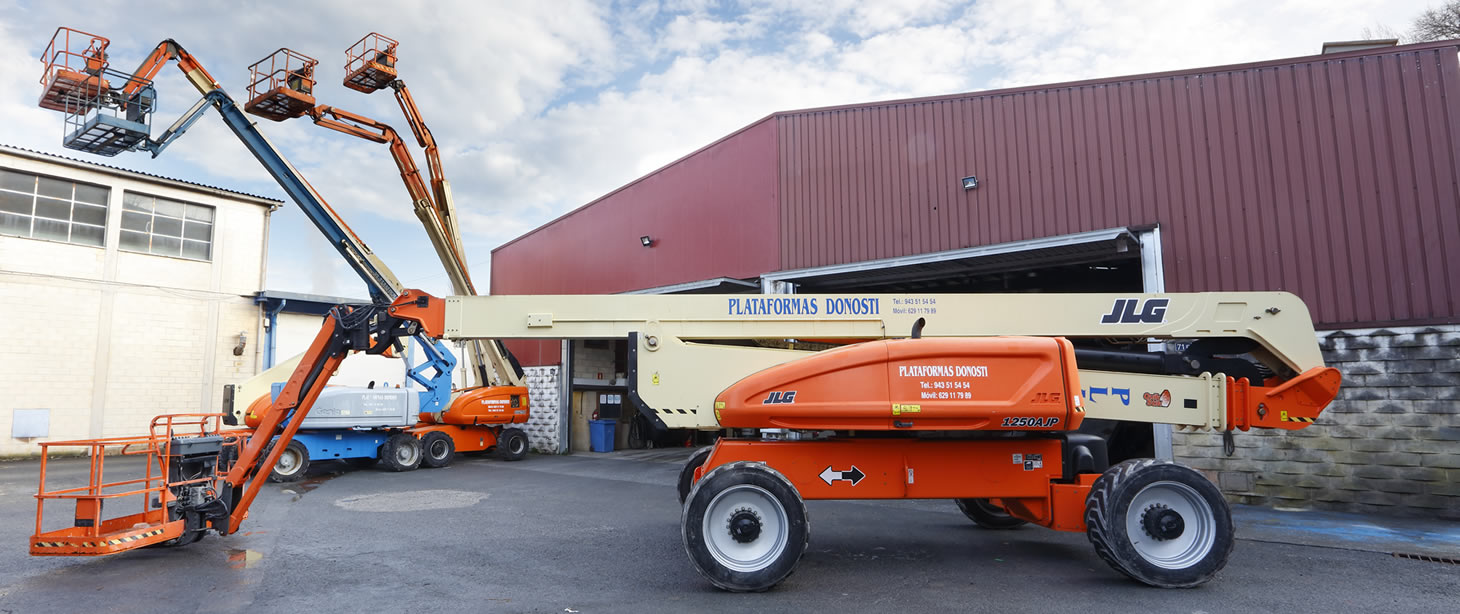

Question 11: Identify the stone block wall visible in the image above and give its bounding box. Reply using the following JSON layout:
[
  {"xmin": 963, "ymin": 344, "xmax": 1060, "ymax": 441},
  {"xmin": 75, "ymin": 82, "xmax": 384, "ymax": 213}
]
[
  {"xmin": 1173, "ymin": 324, "xmax": 1460, "ymax": 519},
  {"xmin": 521, "ymin": 366, "xmax": 561, "ymax": 453}
]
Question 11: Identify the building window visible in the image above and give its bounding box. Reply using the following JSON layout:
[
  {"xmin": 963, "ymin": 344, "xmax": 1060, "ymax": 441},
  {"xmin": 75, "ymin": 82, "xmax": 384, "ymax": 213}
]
[
  {"xmin": 0, "ymin": 167, "xmax": 109, "ymax": 247},
  {"xmin": 120, "ymin": 192, "xmax": 214, "ymax": 261}
]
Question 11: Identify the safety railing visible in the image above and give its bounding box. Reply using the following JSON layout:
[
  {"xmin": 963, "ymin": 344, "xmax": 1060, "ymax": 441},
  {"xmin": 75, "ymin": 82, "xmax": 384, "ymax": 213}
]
[
  {"xmin": 30, "ymin": 413, "xmax": 243, "ymax": 555},
  {"xmin": 56, "ymin": 67, "xmax": 155, "ymax": 156},
  {"xmin": 244, "ymin": 48, "xmax": 318, "ymax": 121},
  {"xmin": 38, "ymin": 27, "xmax": 110, "ymax": 112},
  {"xmin": 343, "ymin": 32, "xmax": 398, "ymax": 92}
]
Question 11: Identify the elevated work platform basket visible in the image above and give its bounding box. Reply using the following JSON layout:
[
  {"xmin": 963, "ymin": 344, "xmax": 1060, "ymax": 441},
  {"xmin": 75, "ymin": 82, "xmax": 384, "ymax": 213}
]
[
  {"xmin": 343, "ymin": 32, "xmax": 398, "ymax": 93},
  {"xmin": 30, "ymin": 414, "xmax": 244, "ymax": 556},
  {"xmin": 245, "ymin": 48, "xmax": 318, "ymax": 121},
  {"xmin": 37, "ymin": 27, "xmax": 111, "ymax": 113},
  {"xmin": 49, "ymin": 65, "xmax": 157, "ymax": 157}
]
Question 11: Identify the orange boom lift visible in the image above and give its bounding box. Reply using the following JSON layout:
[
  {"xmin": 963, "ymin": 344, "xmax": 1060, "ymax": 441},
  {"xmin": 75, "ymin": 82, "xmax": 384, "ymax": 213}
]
[
  {"xmin": 235, "ymin": 38, "xmax": 530, "ymax": 471},
  {"xmin": 28, "ymin": 29, "xmax": 1343, "ymax": 595}
]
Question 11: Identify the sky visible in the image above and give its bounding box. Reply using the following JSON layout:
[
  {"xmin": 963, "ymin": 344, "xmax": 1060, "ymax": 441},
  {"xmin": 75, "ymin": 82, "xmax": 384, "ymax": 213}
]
[{"xmin": 0, "ymin": 0, "xmax": 1434, "ymax": 299}]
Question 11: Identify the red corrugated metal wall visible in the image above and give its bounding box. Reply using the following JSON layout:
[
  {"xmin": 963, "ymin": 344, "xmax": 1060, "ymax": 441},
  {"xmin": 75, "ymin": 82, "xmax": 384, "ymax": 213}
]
[
  {"xmin": 777, "ymin": 43, "xmax": 1460, "ymax": 327},
  {"xmin": 491, "ymin": 118, "xmax": 782, "ymax": 365}
]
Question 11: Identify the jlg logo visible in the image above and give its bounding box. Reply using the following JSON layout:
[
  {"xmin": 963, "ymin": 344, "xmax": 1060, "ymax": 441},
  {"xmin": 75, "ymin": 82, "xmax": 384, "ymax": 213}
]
[
  {"xmin": 1101, "ymin": 298, "xmax": 1169, "ymax": 324},
  {"xmin": 763, "ymin": 391, "xmax": 798, "ymax": 404}
]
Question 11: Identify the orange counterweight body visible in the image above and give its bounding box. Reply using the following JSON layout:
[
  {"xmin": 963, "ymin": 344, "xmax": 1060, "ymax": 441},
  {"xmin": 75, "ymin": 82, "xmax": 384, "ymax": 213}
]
[
  {"xmin": 422, "ymin": 386, "xmax": 530, "ymax": 426},
  {"xmin": 713, "ymin": 337, "xmax": 1084, "ymax": 432}
]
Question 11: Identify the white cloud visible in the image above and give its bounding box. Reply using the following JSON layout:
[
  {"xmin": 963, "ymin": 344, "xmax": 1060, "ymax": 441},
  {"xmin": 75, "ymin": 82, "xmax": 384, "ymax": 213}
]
[{"xmin": 1, "ymin": 0, "xmax": 1433, "ymax": 295}]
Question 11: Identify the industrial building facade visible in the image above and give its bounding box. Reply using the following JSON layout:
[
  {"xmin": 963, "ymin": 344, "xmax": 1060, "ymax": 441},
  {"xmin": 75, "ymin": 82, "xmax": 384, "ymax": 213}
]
[
  {"xmin": 0, "ymin": 145, "xmax": 280, "ymax": 456},
  {"xmin": 492, "ymin": 41, "xmax": 1459, "ymax": 517},
  {"xmin": 0, "ymin": 146, "xmax": 506, "ymax": 458}
]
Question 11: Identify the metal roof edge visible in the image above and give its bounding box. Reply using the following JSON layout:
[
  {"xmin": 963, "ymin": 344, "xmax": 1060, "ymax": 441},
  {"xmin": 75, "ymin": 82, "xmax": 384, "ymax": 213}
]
[
  {"xmin": 619, "ymin": 277, "xmax": 760, "ymax": 295},
  {"xmin": 0, "ymin": 144, "xmax": 283, "ymax": 208},
  {"xmin": 255, "ymin": 289, "xmax": 369, "ymax": 306},
  {"xmin": 763, "ymin": 227, "xmax": 1134, "ymax": 282},
  {"xmin": 771, "ymin": 39, "xmax": 1460, "ymax": 118}
]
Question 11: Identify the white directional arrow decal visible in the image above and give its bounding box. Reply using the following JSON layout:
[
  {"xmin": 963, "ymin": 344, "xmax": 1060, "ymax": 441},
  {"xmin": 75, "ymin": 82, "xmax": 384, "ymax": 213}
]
[{"xmin": 819, "ymin": 465, "xmax": 866, "ymax": 486}]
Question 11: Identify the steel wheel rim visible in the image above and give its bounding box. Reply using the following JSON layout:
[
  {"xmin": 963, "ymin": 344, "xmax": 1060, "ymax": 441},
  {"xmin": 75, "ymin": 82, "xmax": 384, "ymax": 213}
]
[
  {"xmin": 396, "ymin": 441, "xmax": 420, "ymax": 465},
  {"xmin": 276, "ymin": 448, "xmax": 301, "ymax": 475},
  {"xmin": 509, "ymin": 435, "xmax": 526, "ymax": 455},
  {"xmin": 702, "ymin": 484, "xmax": 789, "ymax": 572},
  {"xmin": 428, "ymin": 438, "xmax": 449, "ymax": 460},
  {"xmin": 1125, "ymin": 480, "xmax": 1216, "ymax": 569}
]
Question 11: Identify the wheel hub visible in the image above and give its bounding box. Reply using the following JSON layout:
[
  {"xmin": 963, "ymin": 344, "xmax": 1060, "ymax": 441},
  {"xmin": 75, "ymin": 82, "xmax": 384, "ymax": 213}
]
[
  {"xmin": 1141, "ymin": 503, "xmax": 1185, "ymax": 541},
  {"xmin": 727, "ymin": 507, "xmax": 762, "ymax": 543}
]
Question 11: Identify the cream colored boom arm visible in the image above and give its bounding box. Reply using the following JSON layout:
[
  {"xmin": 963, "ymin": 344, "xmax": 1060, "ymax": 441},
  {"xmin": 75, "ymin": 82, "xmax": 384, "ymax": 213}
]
[{"xmin": 431, "ymin": 292, "xmax": 1324, "ymax": 431}]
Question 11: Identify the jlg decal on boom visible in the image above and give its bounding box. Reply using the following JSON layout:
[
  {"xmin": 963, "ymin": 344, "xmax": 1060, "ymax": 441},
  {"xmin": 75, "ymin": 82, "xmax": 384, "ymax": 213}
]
[
  {"xmin": 1101, "ymin": 298, "xmax": 1169, "ymax": 324},
  {"xmin": 763, "ymin": 391, "xmax": 797, "ymax": 404}
]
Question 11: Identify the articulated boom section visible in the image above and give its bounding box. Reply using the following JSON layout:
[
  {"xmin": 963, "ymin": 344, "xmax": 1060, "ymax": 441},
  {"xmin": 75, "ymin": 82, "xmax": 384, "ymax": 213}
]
[
  {"xmin": 29, "ymin": 30, "xmax": 433, "ymax": 556},
  {"xmin": 31, "ymin": 304, "xmax": 419, "ymax": 555}
]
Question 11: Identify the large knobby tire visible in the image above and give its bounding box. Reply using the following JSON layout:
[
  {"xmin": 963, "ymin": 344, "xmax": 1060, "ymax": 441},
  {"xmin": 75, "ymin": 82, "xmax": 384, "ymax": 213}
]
[
  {"xmin": 1085, "ymin": 459, "xmax": 1234, "ymax": 588},
  {"xmin": 682, "ymin": 461, "xmax": 809, "ymax": 592},
  {"xmin": 677, "ymin": 447, "xmax": 715, "ymax": 505},
  {"xmin": 379, "ymin": 433, "xmax": 422, "ymax": 472},
  {"xmin": 954, "ymin": 498, "xmax": 1027, "ymax": 529},
  {"xmin": 268, "ymin": 440, "xmax": 310, "ymax": 483},
  {"xmin": 420, "ymin": 431, "xmax": 455, "ymax": 468},
  {"xmin": 496, "ymin": 428, "xmax": 529, "ymax": 461}
]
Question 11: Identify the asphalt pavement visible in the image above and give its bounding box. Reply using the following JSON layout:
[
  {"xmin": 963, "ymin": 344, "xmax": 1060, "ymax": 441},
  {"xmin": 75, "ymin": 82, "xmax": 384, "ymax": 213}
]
[{"xmin": 0, "ymin": 449, "xmax": 1456, "ymax": 613}]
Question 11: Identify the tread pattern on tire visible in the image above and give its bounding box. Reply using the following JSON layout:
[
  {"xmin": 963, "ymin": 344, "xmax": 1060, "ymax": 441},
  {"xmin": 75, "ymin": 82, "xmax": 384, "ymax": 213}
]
[
  {"xmin": 677, "ymin": 447, "xmax": 715, "ymax": 505},
  {"xmin": 1084, "ymin": 458, "xmax": 1234, "ymax": 588},
  {"xmin": 496, "ymin": 427, "xmax": 528, "ymax": 461},
  {"xmin": 1085, "ymin": 459, "xmax": 1150, "ymax": 581},
  {"xmin": 420, "ymin": 431, "xmax": 454, "ymax": 468},
  {"xmin": 268, "ymin": 441, "xmax": 309, "ymax": 483},
  {"xmin": 681, "ymin": 461, "xmax": 810, "ymax": 593},
  {"xmin": 379, "ymin": 433, "xmax": 421, "ymax": 472}
]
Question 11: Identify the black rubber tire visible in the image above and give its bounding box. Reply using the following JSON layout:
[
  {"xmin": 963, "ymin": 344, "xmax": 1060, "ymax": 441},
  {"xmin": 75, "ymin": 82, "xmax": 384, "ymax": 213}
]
[
  {"xmin": 496, "ymin": 428, "xmax": 529, "ymax": 461},
  {"xmin": 378, "ymin": 433, "xmax": 422, "ymax": 472},
  {"xmin": 154, "ymin": 509, "xmax": 206, "ymax": 547},
  {"xmin": 682, "ymin": 461, "xmax": 809, "ymax": 592},
  {"xmin": 420, "ymin": 431, "xmax": 455, "ymax": 468},
  {"xmin": 1085, "ymin": 458, "xmax": 1234, "ymax": 588},
  {"xmin": 954, "ymin": 498, "xmax": 1027, "ymax": 529},
  {"xmin": 626, "ymin": 416, "xmax": 648, "ymax": 450},
  {"xmin": 268, "ymin": 440, "xmax": 310, "ymax": 483},
  {"xmin": 677, "ymin": 447, "xmax": 715, "ymax": 505}
]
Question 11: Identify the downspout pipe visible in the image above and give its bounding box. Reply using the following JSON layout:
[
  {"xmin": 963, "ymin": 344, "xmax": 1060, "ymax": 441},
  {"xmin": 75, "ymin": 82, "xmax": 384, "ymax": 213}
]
[{"xmin": 264, "ymin": 298, "xmax": 287, "ymax": 368}]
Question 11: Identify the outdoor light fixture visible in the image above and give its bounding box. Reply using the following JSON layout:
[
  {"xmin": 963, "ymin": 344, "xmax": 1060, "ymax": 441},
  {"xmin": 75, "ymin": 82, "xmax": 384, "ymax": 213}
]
[
  {"xmin": 640, "ymin": 235, "xmax": 654, "ymax": 247},
  {"xmin": 961, "ymin": 175, "xmax": 979, "ymax": 190},
  {"xmin": 233, "ymin": 331, "xmax": 248, "ymax": 356}
]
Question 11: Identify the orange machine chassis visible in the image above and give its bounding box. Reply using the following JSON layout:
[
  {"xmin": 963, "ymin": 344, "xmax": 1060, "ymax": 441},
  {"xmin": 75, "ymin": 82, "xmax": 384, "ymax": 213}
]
[{"xmin": 695, "ymin": 437, "xmax": 1093, "ymax": 531}]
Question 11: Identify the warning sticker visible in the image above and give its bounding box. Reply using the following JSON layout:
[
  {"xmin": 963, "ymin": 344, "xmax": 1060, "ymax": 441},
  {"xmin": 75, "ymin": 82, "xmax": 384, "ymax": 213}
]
[
  {"xmin": 892, "ymin": 404, "xmax": 922, "ymax": 416},
  {"xmin": 1023, "ymin": 453, "xmax": 1043, "ymax": 471},
  {"xmin": 1012, "ymin": 454, "xmax": 1023, "ymax": 464}
]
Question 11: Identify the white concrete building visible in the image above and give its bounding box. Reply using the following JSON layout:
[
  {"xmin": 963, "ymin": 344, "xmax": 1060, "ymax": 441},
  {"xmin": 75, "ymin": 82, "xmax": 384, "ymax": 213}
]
[
  {"xmin": 0, "ymin": 144, "xmax": 279, "ymax": 456},
  {"xmin": 1, "ymin": 145, "xmax": 439, "ymax": 457}
]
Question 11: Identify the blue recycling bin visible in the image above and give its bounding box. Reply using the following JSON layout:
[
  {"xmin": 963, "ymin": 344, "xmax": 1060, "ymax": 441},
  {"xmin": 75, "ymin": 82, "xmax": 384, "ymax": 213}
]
[{"xmin": 589, "ymin": 419, "xmax": 617, "ymax": 453}]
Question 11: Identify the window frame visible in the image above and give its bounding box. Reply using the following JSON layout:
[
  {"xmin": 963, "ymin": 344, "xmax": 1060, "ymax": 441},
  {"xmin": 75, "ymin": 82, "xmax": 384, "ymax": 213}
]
[
  {"xmin": 0, "ymin": 166, "xmax": 110, "ymax": 248},
  {"xmin": 118, "ymin": 190, "xmax": 215, "ymax": 262}
]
